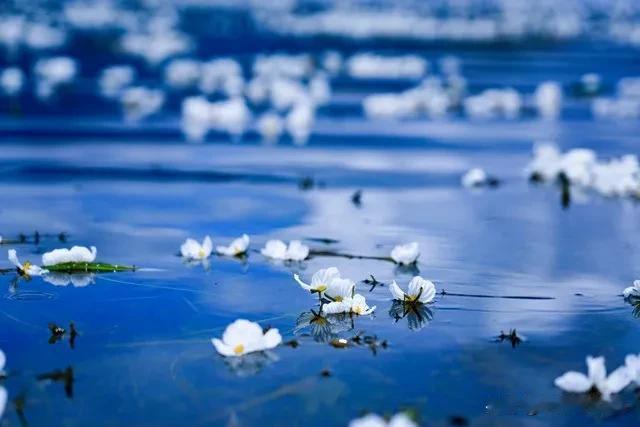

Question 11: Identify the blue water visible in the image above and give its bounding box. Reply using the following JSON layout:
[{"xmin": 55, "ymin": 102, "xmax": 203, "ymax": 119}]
[{"xmin": 3, "ymin": 6, "xmax": 640, "ymax": 427}]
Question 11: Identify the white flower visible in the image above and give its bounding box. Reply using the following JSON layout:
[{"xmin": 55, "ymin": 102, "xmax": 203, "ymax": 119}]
[
  {"xmin": 294, "ymin": 267, "xmax": 355, "ymax": 300},
  {"xmin": 8, "ymin": 249, "xmax": 47, "ymax": 276},
  {"xmin": 623, "ymin": 280, "xmax": 640, "ymax": 299},
  {"xmin": 625, "ymin": 354, "xmax": 640, "ymax": 386},
  {"xmin": 99, "ymin": 65, "xmax": 135, "ymax": 98},
  {"xmin": 461, "ymin": 168, "xmax": 488, "ymax": 188},
  {"xmin": 349, "ymin": 413, "xmax": 417, "ymax": 427},
  {"xmin": 0, "ymin": 349, "xmax": 5, "ymax": 375},
  {"xmin": 212, "ymin": 319, "xmax": 282, "ymax": 357},
  {"xmin": 390, "ymin": 276, "xmax": 436, "ymax": 304},
  {"xmin": 554, "ymin": 356, "xmax": 631, "ymax": 401},
  {"xmin": 41, "ymin": 246, "xmax": 97, "ymax": 266},
  {"xmin": 261, "ymin": 240, "xmax": 309, "ymax": 261},
  {"xmin": 216, "ymin": 234, "xmax": 250, "ymax": 257},
  {"xmin": 322, "ymin": 294, "xmax": 375, "ymax": 316},
  {"xmin": 257, "ymin": 112, "xmax": 283, "ymax": 143},
  {"xmin": 180, "ymin": 236, "xmax": 213, "ymax": 260},
  {"xmin": 390, "ymin": 242, "xmax": 420, "ymax": 265}
]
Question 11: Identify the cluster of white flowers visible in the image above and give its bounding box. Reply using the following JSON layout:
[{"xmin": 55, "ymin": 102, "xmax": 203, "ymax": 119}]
[
  {"xmin": 7, "ymin": 245, "xmax": 100, "ymax": 278},
  {"xmin": 526, "ymin": 142, "xmax": 640, "ymax": 197},
  {"xmin": 294, "ymin": 267, "xmax": 375, "ymax": 315},
  {"xmin": 180, "ymin": 234, "xmax": 311, "ymax": 262},
  {"xmin": 555, "ymin": 355, "xmax": 640, "ymax": 401}
]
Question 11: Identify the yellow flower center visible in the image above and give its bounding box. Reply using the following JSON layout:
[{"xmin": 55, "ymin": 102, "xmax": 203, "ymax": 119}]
[
  {"xmin": 333, "ymin": 296, "xmax": 343, "ymax": 302},
  {"xmin": 22, "ymin": 261, "xmax": 32, "ymax": 272},
  {"xmin": 198, "ymin": 249, "xmax": 206, "ymax": 258},
  {"xmin": 233, "ymin": 344, "xmax": 244, "ymax": 355},
  {"xmin": 316, "ymin": 284, "xmax": 327, "ymax": 292},
  {"xmin": 353, "ymin": 306, "xmax": 363, "ymax": 315}
]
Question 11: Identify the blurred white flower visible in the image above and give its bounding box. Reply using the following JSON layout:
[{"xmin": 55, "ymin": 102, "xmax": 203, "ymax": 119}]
[
  {"xmin": 164, "ymin": 58, "xmax": 201, "ymax": 89},
  {"xmin": 8, "ymin": 249, "xmax": 47, "ymax": 276},
  {"xmin": 286, "ymin": 101, "xmax": 315, "ymax": 145},
  {"xmin": 623, "ymin": 280, "xmax": 640, "ymax": 299},
  {"xmin": 390, "ymin": 276, "xmax": 436, "ymax": 304},
  {"xmin": 216, "ymin": 234, "xmax": 250, "ymax": 257},
  {"xmin": 322, "ymin": 294, "xmax": 375, "ymax": 315},
  {"xmin": 180, "ymin": 236, "xmax": 213, "ymax": 260},
  {"xmin": 461, "ymin": 168, "xmax": 488, "ymax": 188},
  {"xmin": 390, "ymin": 242, "xmax": 420, "ymax": 265},
  {"xmin": 349, "ymin": 413, "xmax": 417, "ymax": 427},
  {"xmin": 34, "ymin": 57, "xmax": 77, "ymax": 99},
  {"xmin": 120, "ymin": 86, "xmax": 165, "ymax": 122},
  {"xmin": 99, "ymin": 65, "xmax": 135, "ymax": 98},
  {"xmin": 212, "ymin": 319, "xmax": 282, "ymax": 357},
  {"xmin": 535, "ymin": 81, "xmax": 562, "ymax": 118},
  {"xmin": 261, "ymin": 240, "xmax": 309, "ymax": 261},
  {"xmin": 0, "ymin": 67, "xmax": 24, "ymax": 96},
  {"xmin": 554, "ymin": 356, "xmax": 631, "ymax": 401},
  {"xmin": 42, "ymin": 246, "xmax": 97, "ymax": 266},
  {"xmin": 257, "ymin": 112, "xmax": 283, "ymax": 143}
]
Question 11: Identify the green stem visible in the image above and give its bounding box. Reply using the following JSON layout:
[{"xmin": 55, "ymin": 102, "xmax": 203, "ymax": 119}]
[{"xmin": 44, "ymin": 262, "xmax": 135, "ymax": 273}]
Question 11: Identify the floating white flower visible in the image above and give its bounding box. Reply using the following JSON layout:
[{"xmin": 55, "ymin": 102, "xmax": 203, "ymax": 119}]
[
  {"xmin": 216, "ymin": 234, "xmax": 250, "ymax": 257},
  {"xmin": 535, "ymin": 81, "xmax": 562, "ymax": 118},
  {"xmin": 390, "ymin": 242, "xmax": 420, "ymax": 265},
  {"xmin": 212, "ymin": 319, "xmax": 282, "ymax": 357},
  {"xmin": 180, "ymin": 236, "xmax": 213, "ymax": 260},
  {"xmin": 41, "ymin": 246, "xmax": 97, "ymax": 266},
  {"xmin": 461, "ymin": 168, "xmax": 488, "ymax": 188},
  {"xmin": 554, "ymin": 356, "xmax": 631, "ymax": 401},
  {"xmin": 8, "ymin": 249, "xmax": 47, "ymax": 276},
  {"xmin": 625, "ymin": 354, "xmax": 640, "ymax": 386},
  {"xmin": 623, "ymin": 280, "xmax": 640, "ymax": 299},
  {"xmin": 294, "ymin": 267, "xmax": 355, "ymax": 301},
  {"xmin": 349, "ymin": 413, "xmax": 417, "ymax": 427},
  {"xmin": 390, "ymin": 276, "xmax": 436, "ymax": 304},
  {"xmin": 261, "ymin": 240, "xmax": 309, "ymax": 261},
  {"xmin": 322, "ymin": 294, "xmax": 375, "ymax": 316},
  {"xmin": 120, "ymin": 86, "xmax": 165, "ymax": 122}
]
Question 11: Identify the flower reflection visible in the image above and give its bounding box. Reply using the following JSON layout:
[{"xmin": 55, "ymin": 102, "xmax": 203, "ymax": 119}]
[
  {"xmin": 388, "ymin": 301, "xmax": 433, "ymax": 331},
  {"xmin": 43, "ymin": 272, "xmax": 95, "ymax": 287},
  {"xmin": 294, "ymin": 309, "xmax": 353, "ymax": 342},
  {"xmin": 394, "ymin": 263, "xmax": 420, "ymax": 276},
  {"xmin": 224, "ymin": 351, "xmax": 279, "ymax": 377}
]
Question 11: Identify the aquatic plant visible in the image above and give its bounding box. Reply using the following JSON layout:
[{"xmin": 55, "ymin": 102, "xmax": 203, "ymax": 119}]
[
  {"xmin": 8, "ymin": 249, "xmax": 47, "ymax": 276},
  {"xmin": 322, "ymin": 294, "xmax": 376, "ymax": 316},
  {"xmin": 389, "ymin": 276, "xmax": 436, "ymax": 304},
  {"xmin": 180, "ymin": 236, "xmax": 213, "ymax": 261},
  {"xmin": 554, "ymin": 356, "xmax": 631, "ymax": 401},
  {"xmin": 261, "ymin": 239, "xmax": 309, "ymax": 261},
  {"xmin": 390, "ymin": 242, "xmax": 420, "ymax": 265},
  {"xmin": 212, "ymin": 319, "xmax": 282, "ymax": 357}
]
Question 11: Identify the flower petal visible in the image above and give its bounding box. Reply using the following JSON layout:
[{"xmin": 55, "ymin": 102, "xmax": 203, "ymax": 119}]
[
  {"xmin": 389, "ymin": 281, "xmax": 406, "ymax": 301},
  {"xmin": 587, "ymin": 356, "xmax": 607, "ymax": 385},
  {"xmin": 262, "ymin": 328, "xmax": 282, "ymax": 350},
  {"xmin": 7, "ymin": 249, "xmax": 20, "ymax": 269},
  {"xmin": 211, "ymin": 338, "xmax": 236, "ymax": 357},
  {"xmin": 293, "ymin": 274, "xmax": 312, "ymax": 291},
  {"xmin": 605, "ymin": 366, "xmax": 631, "ymax": 394}
]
